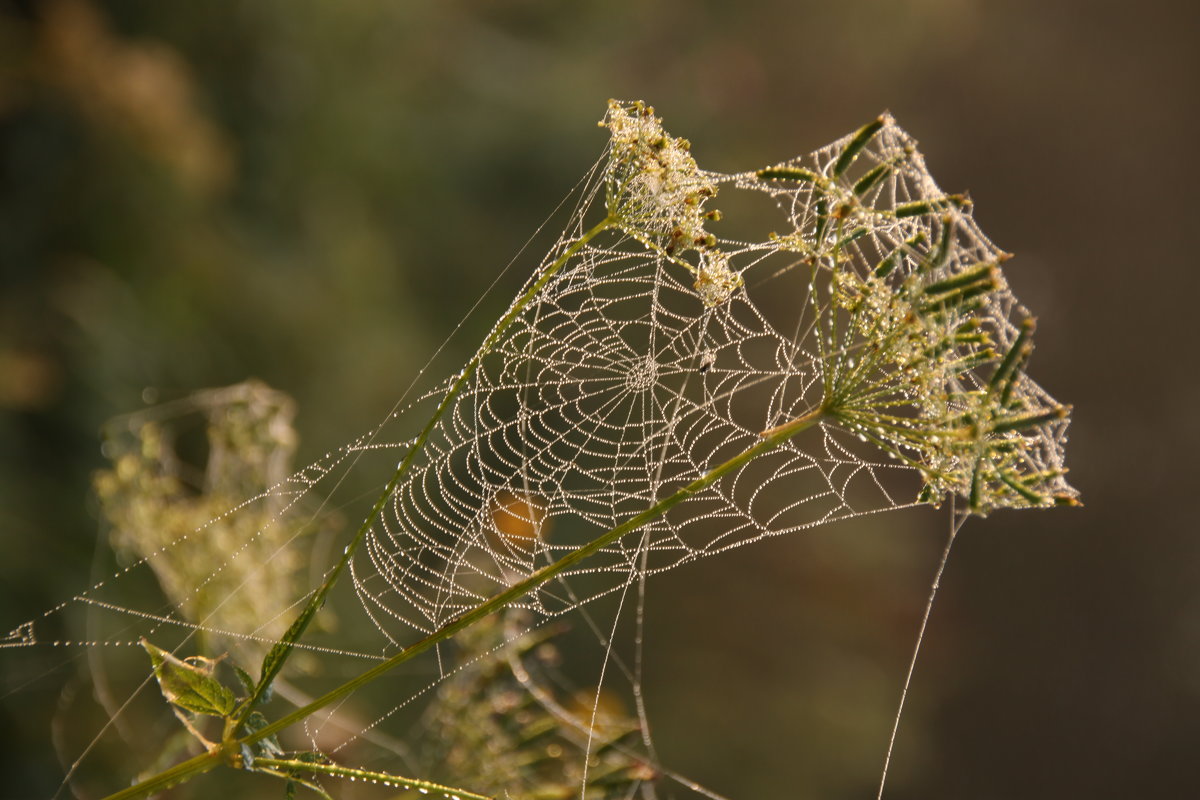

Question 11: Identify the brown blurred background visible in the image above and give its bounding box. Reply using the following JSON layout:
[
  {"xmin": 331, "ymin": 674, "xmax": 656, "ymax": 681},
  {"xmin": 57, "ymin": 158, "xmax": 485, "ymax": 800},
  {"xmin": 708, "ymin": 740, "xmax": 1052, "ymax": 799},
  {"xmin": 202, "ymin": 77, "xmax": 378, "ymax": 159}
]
[{"xmin": 1, "ymin": 0, "xmax": 1197, "ymax": 798}]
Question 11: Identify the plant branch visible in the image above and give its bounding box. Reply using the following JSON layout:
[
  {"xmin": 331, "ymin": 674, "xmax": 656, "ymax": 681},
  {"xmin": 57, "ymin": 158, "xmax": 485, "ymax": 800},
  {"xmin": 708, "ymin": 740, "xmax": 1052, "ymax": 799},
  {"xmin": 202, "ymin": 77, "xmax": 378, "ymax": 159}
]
[
  {"xmin": 103, "ymin": 407, "xmax": 826, "ymax": 800},
  {"xmin": 250, "ymin": 758, "xmax": 495, "ymax": 800},
  {"xmin": 244, "ymin": 409, "xmax": 826, "ymax": 746},
  {"xmin": 101, "ymin": 749, "xmax": 222, "ymax": 800}
]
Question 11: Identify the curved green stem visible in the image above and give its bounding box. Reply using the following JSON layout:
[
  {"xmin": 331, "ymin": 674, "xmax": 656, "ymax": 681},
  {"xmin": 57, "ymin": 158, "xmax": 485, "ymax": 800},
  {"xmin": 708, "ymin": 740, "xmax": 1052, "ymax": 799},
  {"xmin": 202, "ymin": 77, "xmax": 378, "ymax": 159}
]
[
  {"xmin": 235, "ymin": 214, "xmax": 617, "ymax": 728},
  {"xmin": 102, "ymin": 749, "xmax": 223, "ymax": 800},
  {"xmin": 245, "ymin": 410, "xmax": 826, "ymax": 747},
  {"xmin": 251, "ymin": 758, "xmax": 495, "ymax": 800}
]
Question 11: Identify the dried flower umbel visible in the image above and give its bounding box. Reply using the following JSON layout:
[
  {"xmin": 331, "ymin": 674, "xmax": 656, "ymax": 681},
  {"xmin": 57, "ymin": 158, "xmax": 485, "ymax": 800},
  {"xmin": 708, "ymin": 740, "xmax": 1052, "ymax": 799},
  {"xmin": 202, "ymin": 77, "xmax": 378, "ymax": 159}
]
[
  {"xmin": 601, "ymin": 100, "xmax": 742, "ymax": 307},
  {"xmin": 754, "ymin": 116, "xmax": 1076, "ymax": 514},
  {"xmin": 599, "ymin": 102, "xmax": 1076, "ymax": 514}
]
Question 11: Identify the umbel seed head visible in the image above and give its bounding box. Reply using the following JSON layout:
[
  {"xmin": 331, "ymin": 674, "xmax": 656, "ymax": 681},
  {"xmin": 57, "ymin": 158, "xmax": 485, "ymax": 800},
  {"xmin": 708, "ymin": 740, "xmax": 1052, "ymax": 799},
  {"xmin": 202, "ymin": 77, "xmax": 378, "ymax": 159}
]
[
  {"xmin": 601, "ymin": 100, "xmax": 742, "ymax": 307},
  {"xmin": 743, "ymin": 109, "xmax": 1077, "ymax": 514}
]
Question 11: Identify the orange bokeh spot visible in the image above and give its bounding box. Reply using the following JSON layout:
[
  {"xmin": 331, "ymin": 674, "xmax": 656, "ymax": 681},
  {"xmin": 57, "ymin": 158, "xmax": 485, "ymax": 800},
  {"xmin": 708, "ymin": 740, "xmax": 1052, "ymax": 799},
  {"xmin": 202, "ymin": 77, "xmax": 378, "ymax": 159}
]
[{"xmin": 488, "ymin": 489, "xmax": 550, "ymax": 549}]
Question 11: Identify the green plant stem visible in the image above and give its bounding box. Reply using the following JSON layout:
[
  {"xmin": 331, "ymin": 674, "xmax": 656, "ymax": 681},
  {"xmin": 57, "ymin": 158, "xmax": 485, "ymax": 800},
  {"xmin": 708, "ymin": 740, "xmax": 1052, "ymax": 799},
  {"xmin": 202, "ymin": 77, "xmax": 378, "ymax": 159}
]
[
  {"xmin": 101, "ymin": 407, "xmax": 827, "ymax": 800},
  {"xmin": 235, "ymin": 214, "xmax": 617, "ymax": 727},
  {"xmin": 251, "ymin": 758, "xmax": 495, "ymax": 800},
  {"xmin": 250, "ymin": 407, "xmax": 826, "ymax": 743},
  {"xmin": 102, "ymin": 750, "xmax": 222, "ymax": 800}
]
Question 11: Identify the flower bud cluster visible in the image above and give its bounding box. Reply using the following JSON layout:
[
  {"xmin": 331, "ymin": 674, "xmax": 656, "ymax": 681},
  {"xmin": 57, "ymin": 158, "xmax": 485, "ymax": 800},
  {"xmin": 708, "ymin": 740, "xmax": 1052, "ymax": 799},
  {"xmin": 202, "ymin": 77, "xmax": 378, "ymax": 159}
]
[{"xmin": 600, "ymin": 100, "xmax": 740, "ymax": 306}]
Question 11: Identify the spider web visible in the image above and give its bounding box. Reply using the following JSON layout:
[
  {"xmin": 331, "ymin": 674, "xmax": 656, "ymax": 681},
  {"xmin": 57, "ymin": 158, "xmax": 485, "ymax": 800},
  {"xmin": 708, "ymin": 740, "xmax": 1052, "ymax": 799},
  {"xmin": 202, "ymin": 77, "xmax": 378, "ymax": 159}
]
[
  {"xmin": 347, "ymin": 106, "xmax": 1072, "ymax": 643},
  {"xmin": 3, "ymin": 104, "xmax": 1075, "ymax": 799}
]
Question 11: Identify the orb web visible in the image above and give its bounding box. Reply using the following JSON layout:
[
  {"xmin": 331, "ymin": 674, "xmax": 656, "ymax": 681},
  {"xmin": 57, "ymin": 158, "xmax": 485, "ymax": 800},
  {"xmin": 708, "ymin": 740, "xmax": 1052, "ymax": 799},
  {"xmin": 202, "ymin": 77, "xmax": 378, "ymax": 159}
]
[{"xmin": 3, "ymin": 104, "xmax": 1075, "ymax": 800}]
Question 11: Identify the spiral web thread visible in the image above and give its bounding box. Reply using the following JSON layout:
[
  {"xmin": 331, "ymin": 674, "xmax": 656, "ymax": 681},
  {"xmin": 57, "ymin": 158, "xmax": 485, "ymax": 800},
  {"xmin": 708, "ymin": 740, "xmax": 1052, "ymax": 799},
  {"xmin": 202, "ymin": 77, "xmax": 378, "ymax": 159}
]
[{"xmin": 4, "ymin": 104, "xmax": 1075, "ymax": 797}]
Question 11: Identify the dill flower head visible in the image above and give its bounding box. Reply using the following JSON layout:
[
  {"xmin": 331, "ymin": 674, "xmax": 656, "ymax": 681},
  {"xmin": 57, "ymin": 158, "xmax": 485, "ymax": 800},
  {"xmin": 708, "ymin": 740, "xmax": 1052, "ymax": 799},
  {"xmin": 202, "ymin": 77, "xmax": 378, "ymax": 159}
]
[
  {"xmin": 751, "ymin": 114, "xmax": 1077, "ymax": 515},
  {"xmin": 601, "ymin": 100, "xmax": 741, "ymax": 306},
  {"xmin": 825, "ymin": 254, "xmax": 1072, "ymax": 514}
]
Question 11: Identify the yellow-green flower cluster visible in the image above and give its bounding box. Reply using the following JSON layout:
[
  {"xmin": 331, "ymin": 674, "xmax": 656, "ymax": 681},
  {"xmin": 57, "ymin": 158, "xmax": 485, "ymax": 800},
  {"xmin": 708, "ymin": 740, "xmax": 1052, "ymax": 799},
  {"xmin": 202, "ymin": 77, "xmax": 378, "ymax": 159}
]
[{"xmin": 600, "ymin": 100, "xmax": 741, "ymax": 306}]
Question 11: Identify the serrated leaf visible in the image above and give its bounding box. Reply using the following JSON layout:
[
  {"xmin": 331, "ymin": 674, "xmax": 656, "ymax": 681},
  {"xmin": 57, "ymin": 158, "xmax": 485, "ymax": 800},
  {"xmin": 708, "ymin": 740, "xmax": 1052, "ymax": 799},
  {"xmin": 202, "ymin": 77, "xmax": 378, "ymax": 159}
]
[
  {"xmin": 234, "ymin": 665, "xmax": 256, "ymax": 697},
  {"xmin": 141, "ymin": 638, "xmax": 236, "ymax": 717},
  {"xmin": 260, "ymin": 598, "xmax": 319, "ymax": 682}
]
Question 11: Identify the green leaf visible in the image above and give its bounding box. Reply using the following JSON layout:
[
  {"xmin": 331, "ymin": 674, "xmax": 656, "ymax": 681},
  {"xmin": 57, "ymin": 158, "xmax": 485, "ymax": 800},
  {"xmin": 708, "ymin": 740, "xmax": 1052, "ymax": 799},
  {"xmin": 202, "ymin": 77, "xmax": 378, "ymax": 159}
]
[
  {"xmin": 257, "ymin": 596, "xmax": 319, "ymax": 698},
  {"xmin": 852, "ymin": 162, "xmax": 891, "ymax": 197},
  {"xmin": 141, "ymin": 638, "xmax": 236, "ymax": 717},
  {"xmin": 244, "ymin": 711, "xmax": 284, "ymax": 758},
  {"xmin": 756, "ymin": 165, "xmax": 820, "ymax": 183},
  {"xmin": 894, "ymin": 194, "xmax": 968, "ymax": 218},
  {"xmin": 234, "ymin": 665, "xmax": 256, "ymax": 696},
  {"xmin": 833, "ymin": 115, "xmax": 885, "ymax": 178}
]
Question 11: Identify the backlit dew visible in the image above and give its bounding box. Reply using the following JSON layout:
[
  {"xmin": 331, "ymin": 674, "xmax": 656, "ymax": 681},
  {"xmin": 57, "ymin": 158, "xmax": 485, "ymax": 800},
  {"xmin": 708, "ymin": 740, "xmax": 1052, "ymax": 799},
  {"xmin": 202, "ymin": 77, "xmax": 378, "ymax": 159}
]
[
  {"xmin": 488, "ymin": 489, "xmax": 550, "ymax": 552},
  {"xmin": 30, "ymin": 101, "xmax": 1078, "ymax": 800}
]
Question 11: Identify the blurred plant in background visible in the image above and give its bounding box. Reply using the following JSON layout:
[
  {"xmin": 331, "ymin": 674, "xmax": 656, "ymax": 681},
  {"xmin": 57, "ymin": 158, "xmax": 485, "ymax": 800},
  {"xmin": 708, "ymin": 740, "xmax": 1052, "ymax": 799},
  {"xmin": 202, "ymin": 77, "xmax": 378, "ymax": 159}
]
[
  {"xmin": 424, "ymin": 612, "xmax": 656, "ymax": 800},
  {"xmin": 94, "ymin": 380, "xmax": 323, "ymax": 652}
]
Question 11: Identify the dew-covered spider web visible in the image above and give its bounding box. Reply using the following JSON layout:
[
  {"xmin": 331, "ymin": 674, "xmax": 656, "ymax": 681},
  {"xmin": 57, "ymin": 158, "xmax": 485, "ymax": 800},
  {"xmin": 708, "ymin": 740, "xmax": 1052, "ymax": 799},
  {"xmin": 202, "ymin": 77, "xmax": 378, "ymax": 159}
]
[{"xmin": 3, "ymin": 101, "xmax": 1075, "ymax": 800}]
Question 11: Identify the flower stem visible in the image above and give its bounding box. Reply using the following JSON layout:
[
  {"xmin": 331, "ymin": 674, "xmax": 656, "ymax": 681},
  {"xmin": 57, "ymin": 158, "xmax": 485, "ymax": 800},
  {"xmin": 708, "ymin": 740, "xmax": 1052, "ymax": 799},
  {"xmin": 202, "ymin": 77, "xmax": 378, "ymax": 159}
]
[
  {"xmin": 243, "ymin": 409, "xmax": 827, "ymax": 745},
  {"xmin": 250, "ymin": 758, "xmax": 495, "ymax": 800}
]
